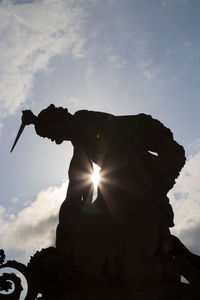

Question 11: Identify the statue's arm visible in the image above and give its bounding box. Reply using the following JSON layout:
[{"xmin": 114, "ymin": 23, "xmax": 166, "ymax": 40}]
[{"xmin": 140, "ymin": 115, "xmax": 185, "ymax": 189}]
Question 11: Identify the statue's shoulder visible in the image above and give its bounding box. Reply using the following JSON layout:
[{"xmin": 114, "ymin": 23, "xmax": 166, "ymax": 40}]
[
  {"xmin": 74, "ymin": 109, "xmax": 114, "ymax": 117},
  {"xmin": 74, "ymin": 109, "xmax": 89, "ymax": 117},
  {"xmin": 116, "ymin": 113, "xmax": 152, "ymax": 122},
  {"xmin": 74, "ymin": 110, "xmax": 115, "ymax": 125}
]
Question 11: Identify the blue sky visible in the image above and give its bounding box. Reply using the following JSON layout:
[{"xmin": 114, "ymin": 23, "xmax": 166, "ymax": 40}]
[{"xmin": 0, "ymin": 0, "xmax": 200, "ymax": 279}]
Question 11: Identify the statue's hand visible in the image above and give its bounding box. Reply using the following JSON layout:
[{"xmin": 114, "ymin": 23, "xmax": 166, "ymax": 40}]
[{"xmin": 21, "ymin": 110, "xmax": 37, "ymax": 125}]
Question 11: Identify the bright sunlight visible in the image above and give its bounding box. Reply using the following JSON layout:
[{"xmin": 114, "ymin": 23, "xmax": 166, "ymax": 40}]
[{"xmin": 91, "ymin": 163, "xmax": 101, "ymax": 188}]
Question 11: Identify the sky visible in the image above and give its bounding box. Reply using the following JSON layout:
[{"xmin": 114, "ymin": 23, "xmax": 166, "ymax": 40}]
[{"xmin": 0, "ymin": 0, "xmax": 200, "ymax": 293}]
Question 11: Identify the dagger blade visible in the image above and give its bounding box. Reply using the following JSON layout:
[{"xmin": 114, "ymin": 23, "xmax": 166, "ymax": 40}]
[{"xmin": 10, "ymin": 123, "xmax": 26, "ymax": 153}]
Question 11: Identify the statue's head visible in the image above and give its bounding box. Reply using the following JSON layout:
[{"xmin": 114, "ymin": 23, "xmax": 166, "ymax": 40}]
[
  {"xmin": 22, "ymin": 104, "xmax": 72, "ymax": 144},
  {"xmin": 34, "ymin": 104, "xmax": 71, "ymax": 144}
]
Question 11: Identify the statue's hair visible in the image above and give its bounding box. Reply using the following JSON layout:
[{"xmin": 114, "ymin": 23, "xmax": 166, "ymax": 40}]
[{"xmin": 35, "ymin": 104, "xmax": 70, "ymax": 136}]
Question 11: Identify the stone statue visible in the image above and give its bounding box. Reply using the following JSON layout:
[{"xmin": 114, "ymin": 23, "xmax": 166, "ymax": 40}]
[{"xmin": 5, "ymin": 104, "xmax": 200, "ymax": 299}]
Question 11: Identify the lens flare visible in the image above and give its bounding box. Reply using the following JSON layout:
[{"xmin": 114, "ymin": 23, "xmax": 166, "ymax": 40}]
[{"xmin": 91, "ymin": 163, "xmax": 101, "ymax": 188}]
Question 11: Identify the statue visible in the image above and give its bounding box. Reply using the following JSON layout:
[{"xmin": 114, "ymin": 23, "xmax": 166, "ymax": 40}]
[{"xmin": 2, "ymin": 104, "xmax": 200, "ymax": 299}]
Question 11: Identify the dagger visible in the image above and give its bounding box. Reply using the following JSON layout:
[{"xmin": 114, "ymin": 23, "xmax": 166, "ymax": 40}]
[{"xmin": 10, "ymin": 110, "xmax": 37, "ymax": 153}]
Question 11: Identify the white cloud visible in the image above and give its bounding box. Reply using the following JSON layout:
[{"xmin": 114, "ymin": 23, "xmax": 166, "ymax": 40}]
[
  {"xmin": 0, "ymin": 182, "xmax": 67, "ymax": 262},
  {"xmin": 169, "ymin": 147, "xmax": 200, "ymax": 253},
  {"xmin": 0, "ymin": 0, "xmax": 88, "ymax": 119}
]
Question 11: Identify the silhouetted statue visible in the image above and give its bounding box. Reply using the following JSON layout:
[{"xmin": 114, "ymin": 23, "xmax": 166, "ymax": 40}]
[{"xmin": 5, "ymin": 104, "xmax": 200, "ymax": 299}]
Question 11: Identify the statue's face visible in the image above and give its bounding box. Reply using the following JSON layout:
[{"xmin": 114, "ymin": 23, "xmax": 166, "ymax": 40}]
[
  {"xmin": 37, "ymin": 121, "xmax": 66, "ymax": 144},
  {"xmin": 48, "ymin": 127, "xmax": 64, "ymax": 144}
]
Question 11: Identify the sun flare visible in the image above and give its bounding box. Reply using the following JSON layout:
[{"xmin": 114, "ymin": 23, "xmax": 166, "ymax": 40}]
[{"xmin": 91, "ymin": 163, "xmax": 101, "ymax": 187}]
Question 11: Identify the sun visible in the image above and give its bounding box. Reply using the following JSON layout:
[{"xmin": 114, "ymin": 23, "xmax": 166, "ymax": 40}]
[{"xmin": 91, "ymin": 163, "xmax": 101, "ymax": 188}]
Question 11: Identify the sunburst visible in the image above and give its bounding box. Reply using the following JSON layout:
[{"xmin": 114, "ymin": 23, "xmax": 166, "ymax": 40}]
[{"xmin": 91, "ymin": 163, "xmax": 101, "ymax": 188}]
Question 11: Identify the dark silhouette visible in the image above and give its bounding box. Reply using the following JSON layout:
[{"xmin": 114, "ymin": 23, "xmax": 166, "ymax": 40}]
[
  {"xmin": 0, "ymin": 249, "xmax": 37, "ymax": 299},
  {"xmin": 3, "ymin": 104, "xmax": 200, "ymax": 299}
]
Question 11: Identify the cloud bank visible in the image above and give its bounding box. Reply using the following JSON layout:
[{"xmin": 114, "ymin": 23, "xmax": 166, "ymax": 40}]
[
  {"xmin": 0, "ymin": 0, "xmax": 87, "ymax": 119},
  {"xmin": 169, "ymin": 145, "xmax": 200, "ymax": 254},
  {"xmin": 0, "ymin": 182, "xmax": 67, "ymax": 262}
]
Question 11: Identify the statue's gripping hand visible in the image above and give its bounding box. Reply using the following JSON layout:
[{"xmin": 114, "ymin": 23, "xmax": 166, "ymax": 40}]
[{"xmin": 21, "ymin": 110, "xmax": 37, "ymax": 125}]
